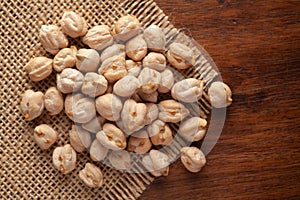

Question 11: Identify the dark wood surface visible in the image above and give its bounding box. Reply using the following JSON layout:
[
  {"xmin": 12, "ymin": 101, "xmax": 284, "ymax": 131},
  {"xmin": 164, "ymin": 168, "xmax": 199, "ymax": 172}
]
[{"xmin": 140, "ymin": 1, "xmax": 300, "ymax": 199}]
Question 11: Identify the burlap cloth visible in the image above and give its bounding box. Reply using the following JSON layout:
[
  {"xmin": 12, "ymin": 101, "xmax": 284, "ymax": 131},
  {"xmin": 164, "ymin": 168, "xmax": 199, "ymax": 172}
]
[{"xmin": 0, "ymin": 0, "xmax": 218, "ymax": 199}]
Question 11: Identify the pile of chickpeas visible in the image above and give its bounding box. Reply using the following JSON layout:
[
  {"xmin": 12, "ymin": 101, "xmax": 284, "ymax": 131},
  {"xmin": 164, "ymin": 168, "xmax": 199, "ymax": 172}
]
[{"xmin": 20, "ymin": 11, "xmax": 232, "ymax": 188}]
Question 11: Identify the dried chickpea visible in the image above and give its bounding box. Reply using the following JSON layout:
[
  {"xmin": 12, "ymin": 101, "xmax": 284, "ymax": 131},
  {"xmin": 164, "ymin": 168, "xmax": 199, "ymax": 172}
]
[
  {"xmin": 33, "ymin": 124, "xmax": 58, "ymax": 150},
  {"xmin": 167, "ymin": 42, "xmax": 195, "ymax": 69},
  {"xmin": 126, "ymin": 35, "xmax": 147, "ymax": 61},
  {"xmin": 20, "ymin": 90, "xmax": 44, "ymax": 121},
  {"xmin": 138, "ymin": 67, "xmax": 161, "ymax": 94},
  {"xmin": 79, "ymin": 163, "xmax": 103, "ymax": 188},
  {"xmin": 113, "ymin": 15, "xmax": 141, "ymax": 42},
  {"xmin": 60, "ymin": 10, "xmax": 88, "ymax": 38},
  {"xmin": 52, "ymin": 144, "xmax": 76, "ymax": 174},
  {"xmin": 69, "ymin": 125, "xmax": 91, "ymax": 153},
  {"xmin": 127, "ymin": 130, "xmax": 152, "ymax": 154},
  {"xmin": 39, "ymin": 25, "xmax": 68, "ymax": 55},
  {"xmin": 95, "ymin": 93, "xmax": 123, "ymax": 121},
  {"xmin": 96, "ymin": 123, "xmax": 127, "ymax": 150},
  {"xmin": 181, "ymin": 147, "xmax": 206, "ymax": 173},
  {"xmin": 171, "ymin": 78, "xmax": 203, "ymax": 103},
  {"xmin": 208, "ymin": 81, "xmax": 233, "ymax": 108},
  {"xmin": 142, "ymin": 52, "xmax": 166, "ymax": 71},
  {"xmin": 76, "ymin": 49, "xmax": 100, "ymax": 72},
  {"xmin": 98, "ymin": 55, "xmax": 127, "ymax": 83},
  {"xmin": 101, "ymin": 44, "xmax": 126, "ymax": 63},
  {"xmin": 81, "ymin": 72, "xmax": 108, "ymax": 97},
  {"xmin": 24, "ymin": 57, "xmax": 53, "ymax": 82},
  {"xmin": 147, "ymin": 120, "xmax": 173, "ymax": 146},
  {"xmin": 65, "ymin": 93, "xmax": 96, "ymax": 123},
  {"xmin": 158, "ymin": 69, "xmax": 174, "ymax": 93},
  {"xmin": 76, "ymin": 48, "xmax": 100, "ymax": 72},
  {"xmin": 113, "ymin": 75, "xmax": 140, "ymax": 97},
  {"xmin": 144, "ymin": 103, "xmax": 159, "ymax": 125},
  {"xmin": 121, "ymin": 99, "xmax": 147, "ymax": 132},
  {"xmin": 158, "ymin": 100, "xmax": 190, "ymax": 123},
  {"xmin": 125, "ymin": 60, "xmax": 141, "ymax": 77},
  {"xmin": 142, "ymin": 149, "xmax": 170, "ymax": 177},
  {"xmin": 179, "ymin": 117, "xmax": 207, "ymax": 142},
  {"xmin": 44, "ymin": 87, "xmax": 63, "ymax": 116},
  {"xmin": 83, "ymin": 25, "xmax": 114, "ymax": 50},
  {"xmin": 56, "ymin": 68, "xmax": 84, "ymax": 94},
  {"xmin": 89, "ymin": 139, "xmax": 108, "ymax": 162},
  {"xmin": 143, "ymin": 24, "xmax": 166, "ymax": 52},
  {"xmin": 53, "ymin": 46, "xmax": 77, "ymax": 72}
]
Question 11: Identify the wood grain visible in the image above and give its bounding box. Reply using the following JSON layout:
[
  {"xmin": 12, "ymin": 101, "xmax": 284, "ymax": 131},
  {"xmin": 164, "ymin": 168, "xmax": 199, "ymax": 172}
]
[{"xmin": 140, "ymin": 1, "xmax": 300, "ymax": 199}]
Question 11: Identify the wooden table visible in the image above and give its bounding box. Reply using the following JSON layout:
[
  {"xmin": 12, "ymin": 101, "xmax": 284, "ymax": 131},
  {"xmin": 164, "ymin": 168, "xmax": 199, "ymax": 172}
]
[{"xmin": 140, "ymin": 1, "xmax": 300, "ymax": 199}]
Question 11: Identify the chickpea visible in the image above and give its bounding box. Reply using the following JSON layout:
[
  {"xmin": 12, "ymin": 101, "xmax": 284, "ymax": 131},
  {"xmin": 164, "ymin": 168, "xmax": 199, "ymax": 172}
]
[
  {"xmin": 20, "ymin": 90, "xmax": 44, "ymax": 121},
  {"xmin": 208, "ymin": 81, "xmax": 233, "ymax": 108}
]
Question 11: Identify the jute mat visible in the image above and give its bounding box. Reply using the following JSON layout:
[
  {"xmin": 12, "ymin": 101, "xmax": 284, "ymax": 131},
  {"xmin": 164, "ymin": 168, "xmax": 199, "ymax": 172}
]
[{"xmin": 0, "ymin": 0, "xmax": 218, "ymax": 199}]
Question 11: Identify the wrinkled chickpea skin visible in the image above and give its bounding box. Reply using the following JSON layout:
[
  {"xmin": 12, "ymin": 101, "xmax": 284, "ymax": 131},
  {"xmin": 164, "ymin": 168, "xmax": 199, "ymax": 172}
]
[
  {"xmin": 81, "ymin": 72, "xmax": 108, "ymax": 97},
  {"xmin": 147, "ymin": 119, "xmax": 173, "ymax": 146},
  {"xmin": 125, "ymin": 60, "xmax": 141, "ymax": 77},
  {"xmin": 113, "ymin": 15, "xmax": 141, "ymax": 42},
  {"xmin": 126, "ymin": 35, "xmax": 148, "ymax": 61},
  {"xmin": 44, "ymin": 87, "xmax": 64, "ymax": 116},
  {"xmin": 57, "ymin": 68, "xmax": 84, "ymax": 94},
  {"xmin": 65, "ymin": 93, "xmax": 96, "ymax": 123},
  {"xmin": 79, "ymin": 163, "xmax": 103, "ymax": 188},
  {"xmin": 83, "ymin": 25, "xmax": 114, "ymax": 50},
  {"xmin": 171, "ymin": 78, "xmax": 203, "ymax": 103},
  {"xmin": 24, "ymin": 57, "xmax": 53, "ymax": 82},
  {"xmin": 138, "ymin": 67, "xmax": 161, "ymax": 94},
  {"xmin": 20, "ymin": 90, "xmax": 44, "ymax": 121},
  {"xmin": 127, "ymin": 130, "xmax": 152, "ymax": 154},
  {"xmin": 181, "ymin": 147, "xmax": 206, "ymax": 173},
  {"xmin": 179, "ymin": 117, "xmax": 207, "ymax": 142},
  {"xmin": 98, "ymin": 55, "xmax": 127, "ymax": 83},
  {"xmin": 142, "ymin": 52, "xmax": 166, "ymax": 71},
  {"xmin": 158, "ymin": 100, "xmax": 190, "ymax": 123},
  {"xmin": 52, "ymin": 144, "xmax": 76, "ymax": 174},
  {"xmin": 121, "ymin": 99, "xmax": 147, "ymax": 132},
  {"xmin": 208, "ymin": 81, "xmax": 233, "ymax": 108},
  {"xmin": 53, "ymin": 46, "xmax": 77, "ymax": 72},
  {"xmin": 33, "ymin": 124, "xmax": 58, "ymax": 150},
  {"xmin": 96, "ymin": 123, "xmax": 127, "ymax": 150},
  {"xmin": 39, "ymin": 25, "xmax": 68, "ymax": 55},
  {"xmin": 60, "ymin": 10, "xmax": 88, "ymax": 38},
  {"xmin": 167, "ymin": 42, "xmax": 195, "ymax": 70}
]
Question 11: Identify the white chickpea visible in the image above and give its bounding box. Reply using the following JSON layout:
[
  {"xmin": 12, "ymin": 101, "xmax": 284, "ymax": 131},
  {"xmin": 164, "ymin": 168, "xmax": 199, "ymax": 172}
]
[
  {"xmin": 83, "ymin": 25, "xmax": 114, "ymax": 50},
  {"xmin": 60, "ymin": 10, "xmax": 88, "ymax": 38}
]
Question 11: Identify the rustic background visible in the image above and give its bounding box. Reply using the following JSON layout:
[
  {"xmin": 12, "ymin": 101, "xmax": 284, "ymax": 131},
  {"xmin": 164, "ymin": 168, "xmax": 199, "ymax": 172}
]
[{"xmin": 140, "ymin": 0, "xmax": 300, "ymax": 199}]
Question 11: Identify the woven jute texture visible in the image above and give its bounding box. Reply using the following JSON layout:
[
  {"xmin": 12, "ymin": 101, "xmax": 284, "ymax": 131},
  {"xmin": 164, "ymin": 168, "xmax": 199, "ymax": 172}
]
[{"xmin": 0, "ymin": 0, "xmax": 218, "ymax": 199}]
